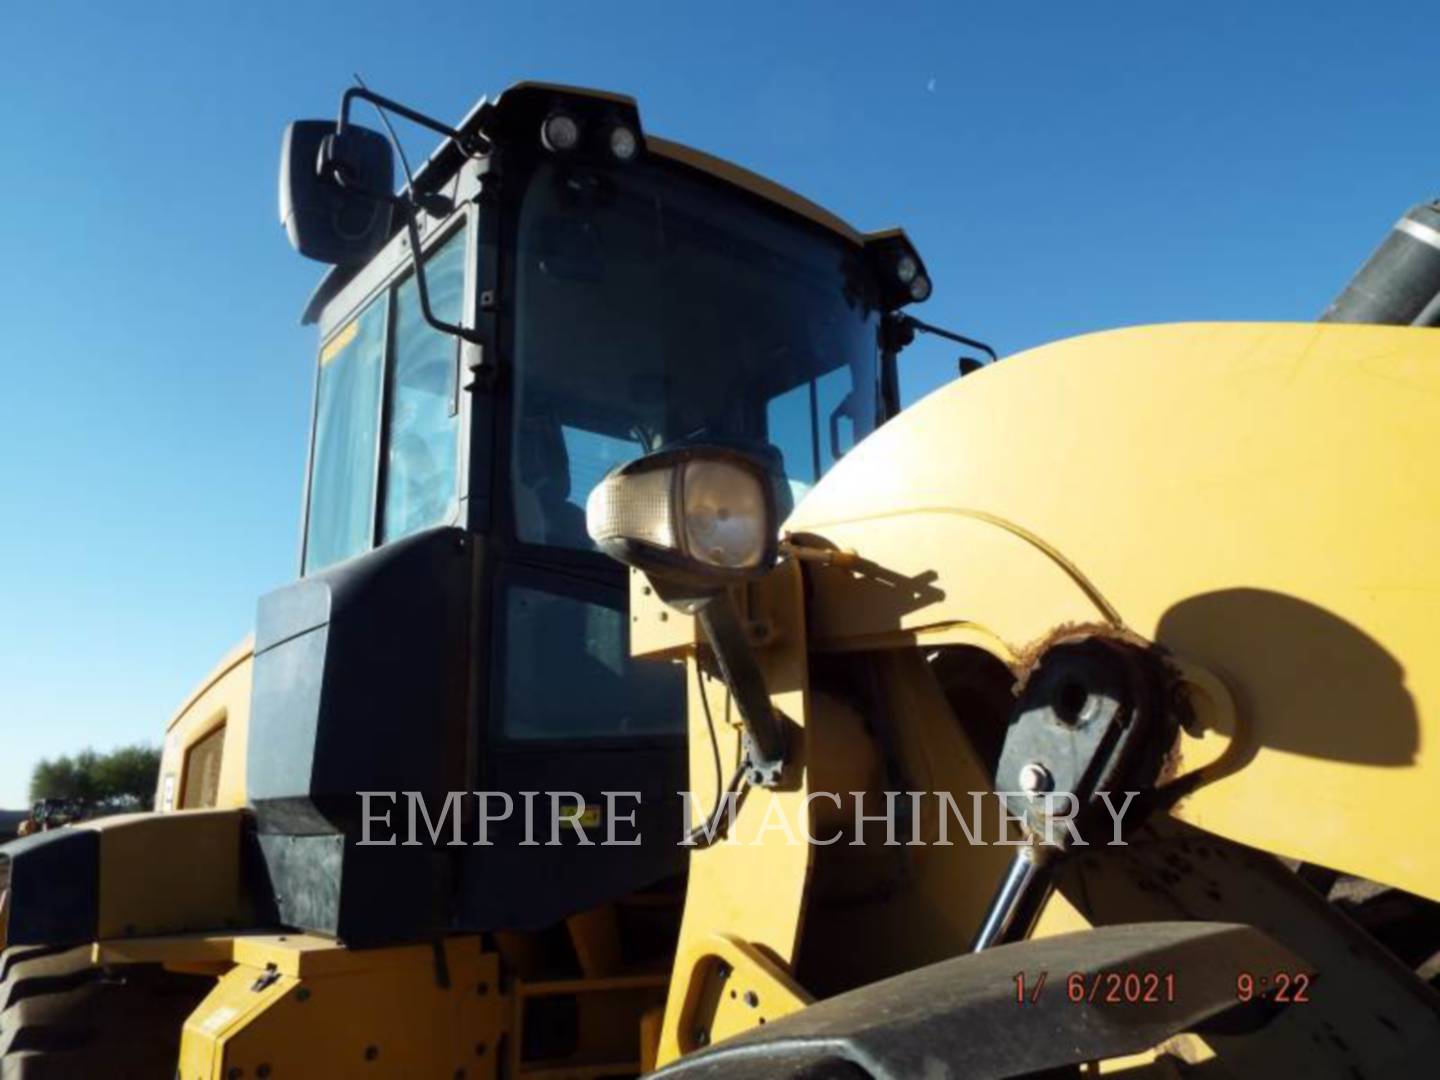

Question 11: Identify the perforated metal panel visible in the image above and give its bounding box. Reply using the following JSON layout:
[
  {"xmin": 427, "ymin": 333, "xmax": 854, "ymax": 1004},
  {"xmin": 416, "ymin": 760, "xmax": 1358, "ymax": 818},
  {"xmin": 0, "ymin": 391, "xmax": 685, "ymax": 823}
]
[{"xmin": 180, "ymin": 723, "xmax": 226, "ymax": 810}]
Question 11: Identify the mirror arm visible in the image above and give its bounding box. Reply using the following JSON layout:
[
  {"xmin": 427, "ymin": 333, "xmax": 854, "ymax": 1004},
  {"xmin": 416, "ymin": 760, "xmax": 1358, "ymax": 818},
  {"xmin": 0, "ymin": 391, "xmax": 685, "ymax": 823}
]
[
  {"xmin": 899, "ymin": 314, "xmax": 998, "ymax": 363},
  {"xmin": 327, "ymin": 168, "xmax": 484, "ymax": 347},
  {"xmin": 338, "ymin": 85, "xmax": 490, "ymax": 155},
  {"xmin": 329, "ymin": 83, "xmax": 487, "ymax": 348},
  {"xmin": 397, "ymin": 202, "xmax": 485, "ymax": 346}
]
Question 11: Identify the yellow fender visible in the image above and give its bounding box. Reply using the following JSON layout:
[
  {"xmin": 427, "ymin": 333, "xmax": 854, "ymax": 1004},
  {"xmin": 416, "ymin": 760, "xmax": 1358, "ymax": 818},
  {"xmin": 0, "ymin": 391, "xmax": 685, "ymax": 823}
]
[{"xmin": 789, "ymin": 322, "xmax": 1440, "ymax": 901}]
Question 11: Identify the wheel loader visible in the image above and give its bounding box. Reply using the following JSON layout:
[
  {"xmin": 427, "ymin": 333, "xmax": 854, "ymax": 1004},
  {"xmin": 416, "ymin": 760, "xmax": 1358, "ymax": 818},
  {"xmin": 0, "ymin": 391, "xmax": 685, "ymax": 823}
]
[{"xmin": 2, "ymin": 80, "xmax": 1440, "ymax": 1078}]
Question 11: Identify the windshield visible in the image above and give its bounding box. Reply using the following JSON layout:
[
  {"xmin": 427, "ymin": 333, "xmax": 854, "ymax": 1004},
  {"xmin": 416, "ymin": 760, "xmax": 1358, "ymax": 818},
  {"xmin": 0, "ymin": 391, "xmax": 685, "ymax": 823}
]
[{"xmin": 510, "ymin": 157, "xmax": 880, "ymax": 551}]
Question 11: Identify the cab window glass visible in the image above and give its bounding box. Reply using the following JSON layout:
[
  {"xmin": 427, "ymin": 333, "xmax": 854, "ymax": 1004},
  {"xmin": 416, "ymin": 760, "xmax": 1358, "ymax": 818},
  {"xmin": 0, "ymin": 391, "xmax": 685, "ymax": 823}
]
[
  {"xmin": 562, "ymin": 425, "xmax": 639, "ymax": 524},
  {"xmin": 512, "ymin": 422, "xmax": 641, "ymax": 550},
  {"xmin": 500, "ymin": 583, "xmax": 683, "ymax": 739},
  {"xmin": 766, "ymin": 382, "xmax": 817, "ymax": 504},
  {"xmin": 763, "ymin": 365, "xmax": 861, "ymax": 505},
  {"xmin": 816, "ymin": 365, "xmax": 856, "ymax": 471},
  {"xmin": 510, "ymin": 157, "xmax": 880, "ymax": 553},
  {"xmin": 382, "ymin": 232, "xmax": 466, "ymax": 541},
  {"xmin": 305, "ymin": 298, "xmax": 386, "ymax": 572}
]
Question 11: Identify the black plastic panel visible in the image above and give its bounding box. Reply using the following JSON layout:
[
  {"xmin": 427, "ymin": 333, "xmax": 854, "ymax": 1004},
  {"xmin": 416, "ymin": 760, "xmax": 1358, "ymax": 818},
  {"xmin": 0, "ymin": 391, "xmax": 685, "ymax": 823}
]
[
  {"xmin": 248, "ymin": 526, "xmax": 472, "ymax": 945},
  {"xmin": 246, "ymin": 523, "xmax": 689, "ymax": 945},
  {"xmin": 0, "ymin": 828, "xmax": 99, "ymax": 948}
]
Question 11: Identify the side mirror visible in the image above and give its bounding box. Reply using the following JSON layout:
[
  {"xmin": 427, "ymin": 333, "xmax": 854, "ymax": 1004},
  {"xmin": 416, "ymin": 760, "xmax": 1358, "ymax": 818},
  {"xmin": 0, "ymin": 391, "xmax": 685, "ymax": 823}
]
[{"xmin": 279, "ymin": 120, "xmax": 395, "ymax": 266}]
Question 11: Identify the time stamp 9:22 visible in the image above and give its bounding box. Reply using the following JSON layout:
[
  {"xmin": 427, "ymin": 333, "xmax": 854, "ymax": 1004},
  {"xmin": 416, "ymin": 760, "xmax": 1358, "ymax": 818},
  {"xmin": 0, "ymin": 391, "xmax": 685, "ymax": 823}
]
[{"xmin": 1011, "ymin": 970, "xmax": 1314, "ymax": 1006}]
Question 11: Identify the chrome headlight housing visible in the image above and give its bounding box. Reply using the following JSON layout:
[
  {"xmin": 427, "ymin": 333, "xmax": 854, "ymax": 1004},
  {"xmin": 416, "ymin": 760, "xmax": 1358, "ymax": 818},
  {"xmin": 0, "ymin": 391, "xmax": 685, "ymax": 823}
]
[{"xmin": 586, "ymin": 446, "xmax": 780, "ymax": 587}]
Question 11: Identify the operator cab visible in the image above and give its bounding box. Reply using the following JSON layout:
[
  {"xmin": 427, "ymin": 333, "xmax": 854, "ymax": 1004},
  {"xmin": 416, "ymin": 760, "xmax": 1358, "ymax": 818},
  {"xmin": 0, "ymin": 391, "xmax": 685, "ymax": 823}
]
[{"xmin": 253, "ymin": 83, "xmax": 935, "ymax": 944}]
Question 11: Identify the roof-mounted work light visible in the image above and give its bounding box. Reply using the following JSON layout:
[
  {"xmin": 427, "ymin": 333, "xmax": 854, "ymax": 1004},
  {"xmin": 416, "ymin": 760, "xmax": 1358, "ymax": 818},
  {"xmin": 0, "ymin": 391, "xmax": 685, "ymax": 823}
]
[
  {"xmin": 541, "ymin": 111, "xmax": 582, "ymax": 153},
  {"xmin": 865, "ymin": 231, "xmax": 933, "ymax": 310},
  {"xmin": 608, "ymin": 124, "xmax": 639, "ymax": 162}
]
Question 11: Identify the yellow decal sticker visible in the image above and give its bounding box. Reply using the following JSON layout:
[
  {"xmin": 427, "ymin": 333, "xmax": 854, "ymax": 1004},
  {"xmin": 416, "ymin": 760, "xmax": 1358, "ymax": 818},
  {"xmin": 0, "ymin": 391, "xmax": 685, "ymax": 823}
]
[
  {"xmin": 198, "ymin": 1004, "xmax": 241, "ymax": 1036},
  {"xmin": 319, "ymin": 319, "xmax": 359, "ymax": 366}
]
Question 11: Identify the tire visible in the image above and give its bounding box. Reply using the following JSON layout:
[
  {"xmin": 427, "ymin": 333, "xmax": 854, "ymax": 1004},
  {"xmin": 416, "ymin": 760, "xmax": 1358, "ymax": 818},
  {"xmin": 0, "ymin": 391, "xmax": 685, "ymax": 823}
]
[{"xmin": 0, "ymin": 944, "xmax": 213, "ymax": 1079}]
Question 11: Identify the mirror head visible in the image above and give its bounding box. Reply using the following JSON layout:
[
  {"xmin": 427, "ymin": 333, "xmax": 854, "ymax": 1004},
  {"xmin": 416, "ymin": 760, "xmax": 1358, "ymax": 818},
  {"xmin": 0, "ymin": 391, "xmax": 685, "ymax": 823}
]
[{"xmin": 279, "ymin": 120, "xmax": 395, "ymax": 266}]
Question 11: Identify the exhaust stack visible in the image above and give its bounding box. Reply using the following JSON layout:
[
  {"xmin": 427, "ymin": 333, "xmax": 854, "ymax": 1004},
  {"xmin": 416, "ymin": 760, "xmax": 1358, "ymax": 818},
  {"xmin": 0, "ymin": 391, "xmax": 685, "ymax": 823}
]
[{"xmin": 1322, "ymin": 200, "xmax": 1440, "ymax": 326}]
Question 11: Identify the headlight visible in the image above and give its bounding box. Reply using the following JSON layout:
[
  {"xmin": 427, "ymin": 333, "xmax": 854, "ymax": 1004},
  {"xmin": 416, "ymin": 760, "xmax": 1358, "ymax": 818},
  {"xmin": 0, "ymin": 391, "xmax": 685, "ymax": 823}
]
[
  {"xmin": 863, "ymin": 232, "xmax": 934, "ymax": 310},
  {"xmin": 608, "ymin": 124, "xmax": 639, "ymax": 162},
  {"xmin": 586, "ymin": 446, "xmax": 779, "ymax": 587},
  {"xmin": 540, "ymin": 112, "xmax": 581, "ymax": 153},
  {"xmin": 681, "ymin": 460, "xmax": 768, "ymax": 569}
]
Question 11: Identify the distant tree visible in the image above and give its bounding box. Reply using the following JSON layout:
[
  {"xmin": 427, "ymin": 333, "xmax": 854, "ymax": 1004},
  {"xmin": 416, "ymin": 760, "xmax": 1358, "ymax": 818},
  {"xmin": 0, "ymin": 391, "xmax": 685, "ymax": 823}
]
[
  {"xmin": 29, "ymin": 750, "xmax": 99, "ymax": 807},
  {"xmin": 94, "ymin": 745, "xmax": 163, "ymax": 809},
  {"xmin": 28, "ymin": 744, "xmax": 161, "ymax": 818}
]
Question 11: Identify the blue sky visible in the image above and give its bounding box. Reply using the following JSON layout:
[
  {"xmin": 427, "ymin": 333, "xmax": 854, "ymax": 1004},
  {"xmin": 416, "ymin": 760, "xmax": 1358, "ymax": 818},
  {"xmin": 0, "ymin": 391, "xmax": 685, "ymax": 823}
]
[{"xmin": 1, "ymin": 2, "xmax": 1435, "ymax": 806}]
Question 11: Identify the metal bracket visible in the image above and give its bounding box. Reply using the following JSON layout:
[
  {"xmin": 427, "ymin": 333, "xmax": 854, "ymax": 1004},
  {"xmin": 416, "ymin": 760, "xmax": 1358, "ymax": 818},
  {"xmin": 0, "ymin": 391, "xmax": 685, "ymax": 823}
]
[
  {"xmin": 250, "ymin": 963, "xmax": 281, "ymax": 992},
  {"xmin": 695, "ymin": 594, "xmax": 787, "ymax": 788},
  {"xmin": 972, "ymin": 636, "xmax": 1177, "ymax": 950}
]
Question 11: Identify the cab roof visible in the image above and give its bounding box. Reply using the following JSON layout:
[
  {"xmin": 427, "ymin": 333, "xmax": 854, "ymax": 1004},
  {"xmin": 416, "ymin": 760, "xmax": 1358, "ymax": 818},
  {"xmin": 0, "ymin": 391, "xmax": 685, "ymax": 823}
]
[{"xmin": 303, "ymin": 81, "xmax": 917, "ymax": 325}]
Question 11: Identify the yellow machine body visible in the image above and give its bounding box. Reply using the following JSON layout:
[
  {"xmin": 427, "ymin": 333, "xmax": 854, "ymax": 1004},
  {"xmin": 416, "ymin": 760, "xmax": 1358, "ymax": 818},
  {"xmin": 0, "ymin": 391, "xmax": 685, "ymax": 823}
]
[
  {"xmin": 640, "ymin": 320, "xmax": 1440, "ymax": 1069},
  {"xmin": 177, "ymin": 935, "xmax": 503, "ymax": 1080},
  {"xmin": 155, "ymin": 636, "xmax": 254, "ymax": 813},
  {"xmin": 786, "ymin": 320, "xmax": 1440, "ymax": 902}
]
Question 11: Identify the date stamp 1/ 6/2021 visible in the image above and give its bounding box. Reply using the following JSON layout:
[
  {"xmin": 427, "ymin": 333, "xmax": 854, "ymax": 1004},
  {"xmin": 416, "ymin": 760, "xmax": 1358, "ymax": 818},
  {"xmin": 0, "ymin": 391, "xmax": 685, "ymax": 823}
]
[
  {"xmin": 1013, "ymin": 970, "xmax": 1315, "ymax": 1006},
  {"xmin": 1014, "ymin": 971, "xmax": 1178, "ymax": 1005}
]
